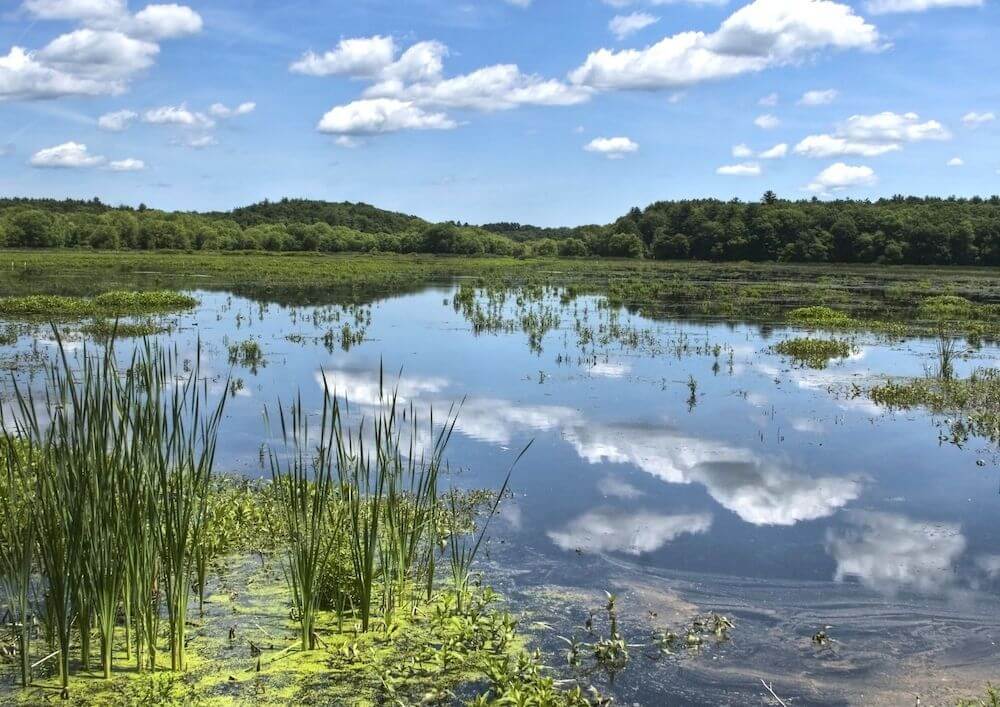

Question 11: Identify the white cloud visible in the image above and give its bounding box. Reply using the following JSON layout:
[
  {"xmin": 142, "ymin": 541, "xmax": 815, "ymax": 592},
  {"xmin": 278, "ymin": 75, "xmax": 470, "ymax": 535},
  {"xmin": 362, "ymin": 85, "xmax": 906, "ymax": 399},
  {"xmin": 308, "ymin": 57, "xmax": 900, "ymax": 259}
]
[
  {"xmin": 5, "ymin": 3, "xmax": 200, "ymax": 101},
  {"xmin": 143, "ymin": 104, "xmax": 215, "ymax": 128},
  {"xmin": 128, "ymin": 4, "xmax": 203, "ymax": 40},
  {"xmin": 754, "ymin": 113, "xmax": 780, "ymax": 129},
  {"xmin": 806, "ymin": 162, "xmax": 876, "ymax": 192},
  {"xmin": 826, "ymin": 511, "xmax": 966, "ymax": 595},
  {"xmin": 799, "ymin": 88, "xmax": 837, "ymax": 105},
  {"xmin": 795, "ymin": 111, "xmax": 949, "ymax": 159},
  {"xmin": 717, "ymin": 161, "xmax": 761, "ymax": 176},
  {"xmin": 732, "ymin": 143, "xmax": 754, "ymax": 158},
  {"xmin": 962, "ymin": 111, "xmax": 995, "ymax": 126},
  {"xmin": 609, "ymin": 12, "xmax": 659, "ymax": 40},
  {"xmin": 946, "ymin": 156, "xmax": 963, "ymax": 166},
  {"xmin": 29, "ymin": 140, "xmax": 104, "ymax": 168},
  {"xmin": 570, "ymin": 0, "xmax": 881, "ymax": 91},
  {"xmin": 584, "ymin": 136, "xmax": 639, "ymax": 159},
  {"xmin": 107, "ymin": 157, "xmax": 144, "ymax": 171},
  {"xmin": 758, "ymin": 142, "xmax": 788, "ymax": 158},
  {"xmin": 866, "ymin": 0, "xmax": 981, "ymax": 13},
  {"xmin": 548, "ymin": 510, "xmax": 712, "ymax": 555},
  {"xmin": 794, "ymin": 133, "xmax": 901, "ymax": 157},
  {"xmin": 97, "ymin": 107, "xmax": 137, "ymax": 131},
  {"xmin": 209, "ymin": 101, "xmax": 256, "ymax": 118},
  {"xmin": 316, "ymin": 98, "xmax": 456, "ymax": 136},
  {"xmin": 23, "ymin": 0, "xmax": 125, "ymax": 20},
  {"xmin": 841, "ymin": 111, "xmax": 950, "ymax": 142},
  {"xmin": 185, "ymin": 135, "xmax": 216, "ymax": 149},
  {"xmin": 759, "ymin": 92, "xmax": 779, "ymax": 106},
  {"xmin": 364, "ymin": 64, "xmax": 590, "ymax": 112},
  {"xmin": 290, "ymin": 35, "xmax": 398, "ymax": 78},
  {"xmin": 505, "ymin": 0, "xmax": 533, "ymax": 6}
]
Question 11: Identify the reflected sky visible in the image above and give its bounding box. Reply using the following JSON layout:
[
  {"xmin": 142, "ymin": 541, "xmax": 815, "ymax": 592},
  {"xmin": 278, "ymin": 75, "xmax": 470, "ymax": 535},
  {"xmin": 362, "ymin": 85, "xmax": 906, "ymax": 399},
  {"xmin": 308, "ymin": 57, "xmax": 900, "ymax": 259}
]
[{"xmin": 2, "ymin": 285, "xmax": 998, "ymax": 606}]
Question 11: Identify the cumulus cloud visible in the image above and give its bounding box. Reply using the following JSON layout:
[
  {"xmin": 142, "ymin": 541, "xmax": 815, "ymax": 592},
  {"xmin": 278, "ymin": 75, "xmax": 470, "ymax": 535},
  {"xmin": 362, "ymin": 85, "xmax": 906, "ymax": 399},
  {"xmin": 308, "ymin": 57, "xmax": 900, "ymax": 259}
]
[
  {"xmin": 759, "ymin": 92, "xmax": 779, "ymax": 106},
  {"xmin": 5, "ymin": 1, "xmax": 201, "ymax": 100},
  {"xmin": 30, "ymin": 140, "xmax": 104, "ymax": 167},
  {"xmin": 947, "ymin": 156, "xmax": 963, "ymax": 167},
  {"xmin": 806, "ymin": 162, "xmax": 876, "ymax": 193},
  {"xmin": 584, "ymin": 136, "xmax": 639, "ymax": 159},
  {"xmin": 758, "ymin": 142, "xmax": 788, "ymax": 158},
  {"xmin": 23, "ymin": 0, "xmax": 122, "ymax": 19},
  {"xmin": 208, "ymin": 101, "xmax": 256, "ymax": 118},
  {"xmin": 316, "ymin": 98, "xmax": 456, "ymax": 136},
  {"xmin": 794, "ymin": 134, "xmax": 901, "ymax": 157},
  {"xmin": 143, "ymin": 104, "xmax": 214, "ymax": 128},
  {"xmin": 570, "ymin": 0, "xmax": 880, "ymax": 91},
  {"xmin": 799, "ymin": 88, "xmax": 837, "ymax": 105},
  {"xmin": 548, "ymin": 510, "xmax": 712, "ymax": 555},
  {"xmin": 97, "ymin": 108, "xmax": 137, "ymax": 130},
  {"xmin": 290, "ymin": 36, "xmax": 400, "ymax": 78},
  {"xmin": 185, "ymin": 135, "xmax": 216, "ymax": 149},
  {"xmin": 107, "ymin": 157, "xmax": 144, "ymax": 170},
  {"xmin": 754, "ymin": 113, "xmax": 781, "ymax": 129},
  {"xmin": 865, "ymin": 0, "xmax": 981, "ymax": 13},
  {"xmin": 295, "ymin": 35, "xmax": 589, "ymax": 136},
  {"xmin": 826, "ymin": 511, "xmax": 966, "ymax": 595},
  {"xmin": 717, "ymin": 161, "xmax": 761, "ymax": 175},
  {"xmin": 732, "ymin": 143, "xmax": 754, "ymax": 158},
  {"xmin": 609, "ymin": 12, "xmax": 659, "ymax": 40},
  {"xmin": 795, "ymin": 111, "xmax": 949, "ymax": 158},
  {"xmin": 962, "ymin": 111, "xmax": 995, "ymax": 126}
]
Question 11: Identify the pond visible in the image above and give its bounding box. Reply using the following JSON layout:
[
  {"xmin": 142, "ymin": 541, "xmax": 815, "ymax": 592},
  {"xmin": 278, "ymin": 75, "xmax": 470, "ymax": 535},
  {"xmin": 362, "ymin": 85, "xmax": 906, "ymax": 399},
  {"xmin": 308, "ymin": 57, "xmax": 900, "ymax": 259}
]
[{"xmin": 2, "ymin": 280, "xmax": 999, "ymax": 705}]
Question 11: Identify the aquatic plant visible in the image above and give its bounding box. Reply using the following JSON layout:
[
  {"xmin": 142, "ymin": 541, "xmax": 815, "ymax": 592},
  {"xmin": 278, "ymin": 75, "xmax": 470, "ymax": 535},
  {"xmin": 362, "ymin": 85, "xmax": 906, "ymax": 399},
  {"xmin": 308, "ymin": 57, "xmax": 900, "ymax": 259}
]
[
  {"xmin": 0, "ymin": 290, "xmax": 196, "ymax": 318},
  {"xmin": 772, "ymin": 337, "xmax": 853, "ymax": 369}
]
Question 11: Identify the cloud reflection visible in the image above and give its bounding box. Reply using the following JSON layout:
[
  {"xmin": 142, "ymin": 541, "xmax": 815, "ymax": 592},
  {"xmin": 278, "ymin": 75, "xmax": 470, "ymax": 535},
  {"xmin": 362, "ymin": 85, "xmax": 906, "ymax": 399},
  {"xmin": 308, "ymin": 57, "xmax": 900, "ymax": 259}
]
[
  {"xmin": 826, "ymin": 511, "xmax": 966, "ymax": 595},
  {"xmin": 548, "ymin": 510, "xmax": 712, "ymax": 556}
]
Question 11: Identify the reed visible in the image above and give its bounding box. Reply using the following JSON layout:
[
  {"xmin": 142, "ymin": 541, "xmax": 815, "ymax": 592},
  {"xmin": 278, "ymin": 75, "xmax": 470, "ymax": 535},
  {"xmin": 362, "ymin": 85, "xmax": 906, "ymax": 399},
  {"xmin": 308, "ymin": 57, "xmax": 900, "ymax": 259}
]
[{"xmin": 266, "ymin": 387, "xmax": 341, "ymax": 650}]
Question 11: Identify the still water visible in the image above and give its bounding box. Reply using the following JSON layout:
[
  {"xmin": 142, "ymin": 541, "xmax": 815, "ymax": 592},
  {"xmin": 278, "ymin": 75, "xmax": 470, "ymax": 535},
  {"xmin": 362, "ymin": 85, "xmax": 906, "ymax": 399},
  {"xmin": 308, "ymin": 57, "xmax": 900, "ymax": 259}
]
[{"xmin": 4, "ymin": 283, "xmax": 999, "ymax": 705}]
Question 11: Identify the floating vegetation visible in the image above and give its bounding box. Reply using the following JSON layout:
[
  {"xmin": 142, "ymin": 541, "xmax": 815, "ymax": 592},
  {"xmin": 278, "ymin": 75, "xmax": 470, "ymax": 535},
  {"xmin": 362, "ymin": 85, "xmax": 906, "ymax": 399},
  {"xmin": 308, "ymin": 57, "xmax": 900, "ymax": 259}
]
[
  {"xmin": 867, "ymin": 367, "xmax": 1000, "ymax": 444},
  {"xmin": 0, "ymin": 291, "xmax": 197, "ymax": 318},
  {"xmin": 786, "ymin": 306, "xmax": 855, "ymax": 328},
  {"xmin": 772, "ymin": 337, "xmax": 854, "ymax": 369},
  {"xmin": 227, "ymin": 338, "xmax": 266, "ymax": 372},
  {"xmin": 79, "ymin": 319, "xmax": 172, "ymax": 339}
]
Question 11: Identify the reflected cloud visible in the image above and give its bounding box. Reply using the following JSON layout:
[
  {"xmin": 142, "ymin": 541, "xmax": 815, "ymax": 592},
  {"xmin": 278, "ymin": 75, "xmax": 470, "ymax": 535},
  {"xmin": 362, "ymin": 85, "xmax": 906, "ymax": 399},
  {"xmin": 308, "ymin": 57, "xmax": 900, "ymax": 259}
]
[
  {"xmin": 826, "ymin": 511, "xmax": 966, "ymax": 595},
  {"xmin": 316, "ymin": 367, "xmax": 448, "ymax": 406},
  {"xmin": 566, "ymin": 423, "xmax": 859, "ymax": 526},
  {"xmin": 548, "ymin": 510, "xmax": 712, "ymax": 556},
  {"xmin": 455, "ymin": 397, "xmax": 582, "ymax": 445},
  {"xmin": 597, "ymin": 475, "xmax": 643, "ymax": 499},
  {"xmin": 588, "ymin": 361, "xmax": 630, "ymax": 378}
]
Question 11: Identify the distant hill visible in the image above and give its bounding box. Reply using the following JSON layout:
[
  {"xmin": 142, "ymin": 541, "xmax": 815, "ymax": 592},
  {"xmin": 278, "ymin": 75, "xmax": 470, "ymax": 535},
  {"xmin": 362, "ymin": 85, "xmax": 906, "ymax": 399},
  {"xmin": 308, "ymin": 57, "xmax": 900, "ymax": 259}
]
[{"xmin": 219, "ymin": 199, "xmax": 427, "ymax": 234}]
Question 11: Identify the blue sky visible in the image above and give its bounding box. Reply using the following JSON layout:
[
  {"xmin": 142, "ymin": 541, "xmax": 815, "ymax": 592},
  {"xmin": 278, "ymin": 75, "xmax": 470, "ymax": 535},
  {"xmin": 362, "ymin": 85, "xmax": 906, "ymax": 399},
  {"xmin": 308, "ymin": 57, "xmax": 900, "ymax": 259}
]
[{"xmin": 1, "ymin": 0, "xmax": 997, "ymax": 226}]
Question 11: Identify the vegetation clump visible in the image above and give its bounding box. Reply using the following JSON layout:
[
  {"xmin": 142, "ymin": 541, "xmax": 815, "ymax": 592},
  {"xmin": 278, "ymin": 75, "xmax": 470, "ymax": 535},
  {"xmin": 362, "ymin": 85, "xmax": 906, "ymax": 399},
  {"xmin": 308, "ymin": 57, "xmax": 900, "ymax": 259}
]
[
  {"xmin": 786, "ymin": 306, "xmax": 855, "ymax": 328},
  {"xmin": 867, "ymin": 367, "xmax": 1000, "ymax": 444},
  {"xmin": 0, "ymin": 290, "xmax": 196, "ymax": 318},
  {"xmin": 772, "ymin": 337, "xmax": 854, "ymax": 368},
  {"xmin": 79, "ymin": 319, "xmax": 172, "ymax": 338}
]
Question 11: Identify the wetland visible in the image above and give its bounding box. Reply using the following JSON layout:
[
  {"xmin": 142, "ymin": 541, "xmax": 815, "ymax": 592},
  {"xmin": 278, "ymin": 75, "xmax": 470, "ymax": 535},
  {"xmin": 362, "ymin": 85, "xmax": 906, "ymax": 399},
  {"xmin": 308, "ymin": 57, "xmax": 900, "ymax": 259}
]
[{"xmin": 1, "ymin": 251, "xmax": 998, "ymax": 706}]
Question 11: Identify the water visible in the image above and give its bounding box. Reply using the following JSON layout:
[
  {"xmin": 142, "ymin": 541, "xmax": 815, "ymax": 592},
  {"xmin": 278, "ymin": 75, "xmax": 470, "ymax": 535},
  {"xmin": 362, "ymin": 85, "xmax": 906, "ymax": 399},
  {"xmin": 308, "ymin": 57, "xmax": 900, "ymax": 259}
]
[{"xmin": 3, "ymin": 283, "xmax": 999, "ymax": 704}]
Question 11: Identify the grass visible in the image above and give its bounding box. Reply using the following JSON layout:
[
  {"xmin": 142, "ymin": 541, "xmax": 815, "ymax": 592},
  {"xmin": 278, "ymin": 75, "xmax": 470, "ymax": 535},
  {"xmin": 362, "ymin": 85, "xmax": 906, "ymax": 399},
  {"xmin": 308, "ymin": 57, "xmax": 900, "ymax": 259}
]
[
  {"xmin": 79, "ymin": 319, "xmax": 172, "ymax": 338},
  {"xmin": 772, "ymin": 337, "xmax": 854, "ymax": 368},
  {"xmin": 0, "ymin": 291, "xmax": 196, "ymax": 318}
]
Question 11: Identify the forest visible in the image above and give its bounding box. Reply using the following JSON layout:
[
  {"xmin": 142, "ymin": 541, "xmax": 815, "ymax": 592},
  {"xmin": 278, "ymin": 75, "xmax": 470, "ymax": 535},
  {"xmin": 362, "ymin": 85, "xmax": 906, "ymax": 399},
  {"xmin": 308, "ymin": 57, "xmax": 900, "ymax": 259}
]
[{"xmin": 1, "ymin": 192, "xmax": 998, "ymax": 266}]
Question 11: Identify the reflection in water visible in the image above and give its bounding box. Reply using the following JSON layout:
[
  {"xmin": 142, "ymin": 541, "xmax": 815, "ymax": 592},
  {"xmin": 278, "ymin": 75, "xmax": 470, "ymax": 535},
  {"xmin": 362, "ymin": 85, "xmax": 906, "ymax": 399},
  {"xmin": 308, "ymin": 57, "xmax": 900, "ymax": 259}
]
[
  {"xmin": 566, "ymin": 424, "xmax": 860, "ymax": 526},
  {"xmin": 548, "ymin": 510, "xmax": 712, "ymax": 555},
  {"xmin": 597, "ymin": 475, "xmax": 644, "ymax": 499},
  {"xmin": 826, "ymin": 511, "xmax": 966, "ymax": 595}
]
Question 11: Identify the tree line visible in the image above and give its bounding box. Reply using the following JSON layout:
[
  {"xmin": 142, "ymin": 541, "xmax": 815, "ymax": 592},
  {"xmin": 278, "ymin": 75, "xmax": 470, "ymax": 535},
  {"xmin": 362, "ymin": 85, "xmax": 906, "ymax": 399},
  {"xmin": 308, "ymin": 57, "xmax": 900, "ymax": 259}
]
[{"xmin": 1, "ymin": 193, "xmax": 998, "ymax": 265}]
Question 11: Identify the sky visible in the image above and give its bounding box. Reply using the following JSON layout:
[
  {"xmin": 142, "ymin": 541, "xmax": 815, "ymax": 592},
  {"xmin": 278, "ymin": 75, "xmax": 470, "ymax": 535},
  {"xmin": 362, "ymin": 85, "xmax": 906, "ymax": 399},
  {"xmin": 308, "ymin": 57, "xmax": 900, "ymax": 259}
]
[{"xmin": 0, "ymin": 0, "xmax": 998, "ymax": 226}]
